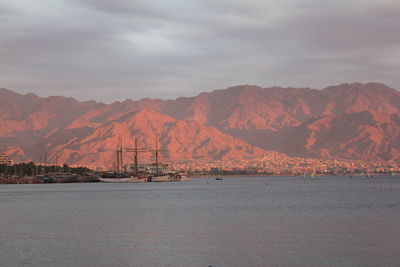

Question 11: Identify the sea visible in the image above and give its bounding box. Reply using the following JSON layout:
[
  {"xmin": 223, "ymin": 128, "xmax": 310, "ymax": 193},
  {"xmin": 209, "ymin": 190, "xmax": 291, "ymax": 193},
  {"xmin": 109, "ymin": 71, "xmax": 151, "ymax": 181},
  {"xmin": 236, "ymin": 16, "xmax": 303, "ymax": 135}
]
[{"xmin": 1, "ymin": 176, "xmax": 400, "ymax": 267}]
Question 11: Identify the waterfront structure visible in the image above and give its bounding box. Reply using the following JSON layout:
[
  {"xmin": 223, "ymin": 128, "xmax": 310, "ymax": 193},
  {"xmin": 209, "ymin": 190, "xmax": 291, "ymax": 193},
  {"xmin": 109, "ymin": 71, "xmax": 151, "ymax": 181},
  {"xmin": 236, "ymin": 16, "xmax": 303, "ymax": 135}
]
[
  {"xmin": 0, "ymin": 153, "xmax": 13, "ymax": 165},
  {"xmin": 129, "ymin": 163, "xmax": 171, "ymax": 176}
]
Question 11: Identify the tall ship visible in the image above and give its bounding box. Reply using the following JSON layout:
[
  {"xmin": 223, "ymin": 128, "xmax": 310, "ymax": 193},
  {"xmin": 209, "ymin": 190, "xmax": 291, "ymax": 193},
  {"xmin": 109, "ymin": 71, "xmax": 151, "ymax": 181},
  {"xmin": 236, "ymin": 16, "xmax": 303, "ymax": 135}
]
[{"xmin": 99, "ymin": 136, "xmax": 190, "ymax": 183}]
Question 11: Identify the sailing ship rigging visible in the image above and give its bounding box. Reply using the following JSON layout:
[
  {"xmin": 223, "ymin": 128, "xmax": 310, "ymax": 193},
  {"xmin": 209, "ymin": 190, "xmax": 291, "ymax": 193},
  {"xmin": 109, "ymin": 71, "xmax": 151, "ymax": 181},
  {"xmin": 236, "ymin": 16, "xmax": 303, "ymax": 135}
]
[{"xmin": 99, "ymin": 135, "xmax": 189, "ymax": 183}]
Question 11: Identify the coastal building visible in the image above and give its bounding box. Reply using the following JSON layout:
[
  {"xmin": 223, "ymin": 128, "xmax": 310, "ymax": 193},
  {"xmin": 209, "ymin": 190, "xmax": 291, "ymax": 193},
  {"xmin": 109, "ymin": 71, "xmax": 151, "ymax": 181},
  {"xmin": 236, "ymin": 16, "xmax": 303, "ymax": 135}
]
[
  {"xmin": 129, "ymin": 163, "xmax": 172, "ymax": 175},
  {"xmin": 0, "ymin": 153, "xmax": 13, "ymax": 165}
]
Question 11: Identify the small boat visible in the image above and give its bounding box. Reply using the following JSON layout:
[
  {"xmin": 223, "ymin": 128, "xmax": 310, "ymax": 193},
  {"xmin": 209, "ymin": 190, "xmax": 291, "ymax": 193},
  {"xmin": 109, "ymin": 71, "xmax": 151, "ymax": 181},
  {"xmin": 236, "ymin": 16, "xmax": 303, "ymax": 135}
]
[{"xmin": 215, "ymin": 177, "xmax": 223, "ymax": 180}]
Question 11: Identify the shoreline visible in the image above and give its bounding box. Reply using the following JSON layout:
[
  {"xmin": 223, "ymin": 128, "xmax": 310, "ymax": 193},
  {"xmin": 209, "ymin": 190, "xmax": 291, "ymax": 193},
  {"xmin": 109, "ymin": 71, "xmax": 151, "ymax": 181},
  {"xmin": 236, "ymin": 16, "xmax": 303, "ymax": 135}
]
[{"xmin": 1, "ymin": 173, "xmax": 396, "ymax": 185}]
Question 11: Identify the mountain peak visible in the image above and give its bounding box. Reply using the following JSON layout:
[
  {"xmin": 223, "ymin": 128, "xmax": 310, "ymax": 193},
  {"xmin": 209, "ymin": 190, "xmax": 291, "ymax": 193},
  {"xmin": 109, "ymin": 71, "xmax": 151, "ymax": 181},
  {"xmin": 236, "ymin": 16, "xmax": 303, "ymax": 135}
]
[
  {"xmin": 0, "ymin": 87, "xmax": 22, "ymax": 97},
  {"xmin": 324, "ymin": 82, "xmax": 394, "ymax": 92}
]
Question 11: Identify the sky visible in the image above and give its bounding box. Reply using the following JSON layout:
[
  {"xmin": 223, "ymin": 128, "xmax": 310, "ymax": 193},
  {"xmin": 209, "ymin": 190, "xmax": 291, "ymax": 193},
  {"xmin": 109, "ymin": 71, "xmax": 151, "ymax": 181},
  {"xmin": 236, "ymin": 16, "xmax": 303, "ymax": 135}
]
[{"xmin": 0, "ymin": 0, "xmax": 399, "ymax": 102}]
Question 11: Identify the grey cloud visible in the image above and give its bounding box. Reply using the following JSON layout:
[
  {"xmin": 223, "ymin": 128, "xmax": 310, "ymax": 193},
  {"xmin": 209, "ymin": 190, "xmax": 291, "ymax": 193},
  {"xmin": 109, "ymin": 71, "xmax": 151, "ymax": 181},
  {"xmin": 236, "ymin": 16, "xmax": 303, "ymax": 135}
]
[
  {"xmin": 76, "ymin": 0, "xmax": 181, "ymax": 19},
  {"xmin": 0, "ymin": 0, "xmax": 399, "ymax": 102}
]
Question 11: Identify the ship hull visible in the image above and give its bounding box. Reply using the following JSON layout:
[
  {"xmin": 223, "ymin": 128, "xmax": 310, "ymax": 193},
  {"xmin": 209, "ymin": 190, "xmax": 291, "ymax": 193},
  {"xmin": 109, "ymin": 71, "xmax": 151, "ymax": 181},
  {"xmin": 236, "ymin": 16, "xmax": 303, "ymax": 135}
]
[
  {"xmin": 150, "ymin": 175, "xmax": 191, "ymax": 182},
  {"xmin": 99, "ymin": 177, "xmax": 148, "ymax": 183}
]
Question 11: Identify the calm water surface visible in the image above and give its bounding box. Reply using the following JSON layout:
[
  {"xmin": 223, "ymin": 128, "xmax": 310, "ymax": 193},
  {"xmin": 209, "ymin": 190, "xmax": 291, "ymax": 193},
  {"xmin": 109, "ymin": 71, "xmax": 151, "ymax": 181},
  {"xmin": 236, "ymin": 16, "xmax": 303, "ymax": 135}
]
[{"xmin": 1, "ymin": 176, "xmax": 400, "ymax": 267}]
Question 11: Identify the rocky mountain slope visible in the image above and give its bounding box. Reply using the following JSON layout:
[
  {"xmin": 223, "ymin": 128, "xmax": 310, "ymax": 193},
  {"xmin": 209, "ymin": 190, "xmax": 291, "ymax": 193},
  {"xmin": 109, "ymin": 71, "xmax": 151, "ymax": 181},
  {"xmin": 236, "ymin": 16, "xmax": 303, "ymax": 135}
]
[{"xmin": 0, "ymin": 82, "xmax": 399, "ymax": 167}]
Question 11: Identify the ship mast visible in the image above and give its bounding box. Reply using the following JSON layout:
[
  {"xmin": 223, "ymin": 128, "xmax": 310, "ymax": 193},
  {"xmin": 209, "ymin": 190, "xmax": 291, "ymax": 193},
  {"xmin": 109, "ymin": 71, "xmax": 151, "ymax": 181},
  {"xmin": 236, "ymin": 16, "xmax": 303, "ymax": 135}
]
[
  {"xmin": 152, "ymin": 137, "xmax": 167, "ymax": 176},
  {"xmin": 116, "ymin": 135, "xmax": 123, "ymax": 173},
  {"xmin": 155, "ymin": 138, "xmax": 159, "ymax": 176},
  {"xmin": 134, "ymin": 138, "xmax": 139, "ymax": 177},
  {"xmin": 126, "ymin": 137, "xmax": 146, "ymax": 177}
]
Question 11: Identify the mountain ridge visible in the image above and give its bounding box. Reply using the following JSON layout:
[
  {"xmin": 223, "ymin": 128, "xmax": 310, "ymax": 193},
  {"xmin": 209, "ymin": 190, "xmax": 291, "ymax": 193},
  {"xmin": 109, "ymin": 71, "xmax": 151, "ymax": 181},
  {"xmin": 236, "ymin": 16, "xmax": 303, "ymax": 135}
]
[{"xmin": 0, "ymin": 82, "xmax": 399, "ymax": 167}]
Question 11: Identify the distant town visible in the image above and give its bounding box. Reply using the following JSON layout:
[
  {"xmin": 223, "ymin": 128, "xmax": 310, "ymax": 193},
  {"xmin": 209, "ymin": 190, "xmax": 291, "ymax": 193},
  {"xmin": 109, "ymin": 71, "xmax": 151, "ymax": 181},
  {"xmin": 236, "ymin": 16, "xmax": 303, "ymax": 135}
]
[
  {"xmin": 171, "ymin": 155, "xmax": 400, "ymax": 176},
  {"xmin": 2, "ymin": 152, "xmax": 400, "ymax": 182}
]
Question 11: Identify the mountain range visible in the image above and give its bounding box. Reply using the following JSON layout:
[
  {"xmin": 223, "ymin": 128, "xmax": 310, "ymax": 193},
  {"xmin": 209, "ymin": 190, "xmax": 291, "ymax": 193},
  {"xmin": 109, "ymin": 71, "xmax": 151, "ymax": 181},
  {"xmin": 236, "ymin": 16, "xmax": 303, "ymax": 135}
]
[{"xmin": 1, "ymin": 82, "xmax": 399, "ymax": 167}]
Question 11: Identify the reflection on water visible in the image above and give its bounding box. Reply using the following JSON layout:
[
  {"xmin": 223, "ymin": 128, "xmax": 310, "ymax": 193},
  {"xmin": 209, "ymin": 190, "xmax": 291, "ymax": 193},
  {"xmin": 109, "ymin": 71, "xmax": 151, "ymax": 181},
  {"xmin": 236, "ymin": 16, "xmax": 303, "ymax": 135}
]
[{"xmin": 1, "ymin": 176, "xmax": 400, "ymax": 266}]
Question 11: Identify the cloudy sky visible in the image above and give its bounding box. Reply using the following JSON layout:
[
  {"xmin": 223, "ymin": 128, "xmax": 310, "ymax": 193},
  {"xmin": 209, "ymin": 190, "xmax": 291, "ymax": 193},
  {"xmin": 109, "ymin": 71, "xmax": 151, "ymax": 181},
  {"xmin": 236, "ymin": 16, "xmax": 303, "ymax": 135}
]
[{"xmin": 0, "ymin": 0, "xmax": 399, "ymax": 102}]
